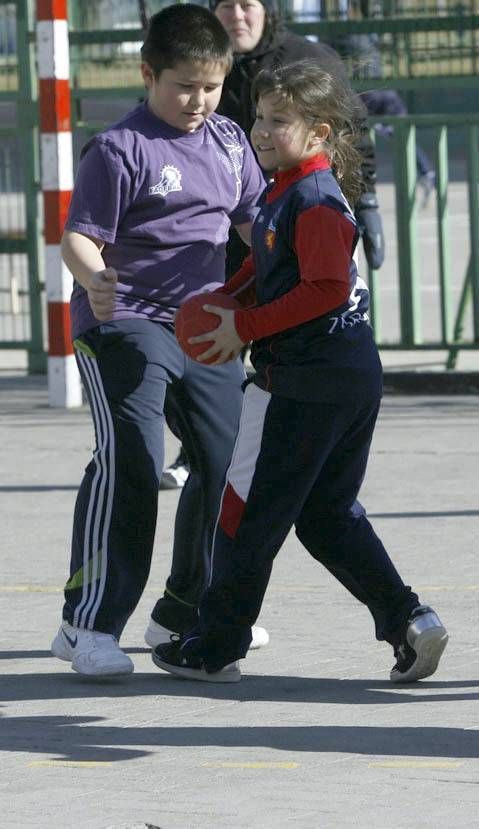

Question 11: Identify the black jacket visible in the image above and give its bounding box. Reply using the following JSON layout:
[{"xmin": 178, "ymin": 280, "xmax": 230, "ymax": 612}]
[{"xmin": 217, "ymin": 26, "xmax": 377, "ymax": 197}]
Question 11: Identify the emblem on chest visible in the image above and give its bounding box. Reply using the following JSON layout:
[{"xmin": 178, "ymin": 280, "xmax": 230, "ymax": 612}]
[
  {"xmin": 149, "ymin": 165, "xmax": 182, "ymax": 197},
  {"xmin": 265, "ymin": 219, "xmax": 276, "ymax": 252}
]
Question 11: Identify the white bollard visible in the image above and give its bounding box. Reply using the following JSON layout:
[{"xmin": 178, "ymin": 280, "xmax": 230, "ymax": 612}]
[{"xmin": 37, "ymin": 0, "xmax": 82, "ymax": 407}]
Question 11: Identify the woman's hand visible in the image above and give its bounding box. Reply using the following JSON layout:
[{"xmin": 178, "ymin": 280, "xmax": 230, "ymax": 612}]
[{"xmin": 189, "ymin": 305, "xmax": 245, "ymax": 365}]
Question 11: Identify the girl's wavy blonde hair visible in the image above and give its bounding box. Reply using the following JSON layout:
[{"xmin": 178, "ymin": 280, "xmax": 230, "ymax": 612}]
[{"xmin": 251, "ymin": 60, "xmax": 363, "ymax": 206}]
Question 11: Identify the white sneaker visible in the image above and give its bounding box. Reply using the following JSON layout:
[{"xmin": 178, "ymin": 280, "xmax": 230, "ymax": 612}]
[
  {"xmin": 159, "ymin": 460, "xmax": 190, "ymax": 490},
  {"xmin": 51, "ymin": 620, "xmax": 134, "ymax": 676},
  {"xmin": 251, "ymin": 625, "xmax": 269, "ymax": 649},
  {"xmin": 145, "ymin": 617, "xmax": 269, "ymax": 650}
]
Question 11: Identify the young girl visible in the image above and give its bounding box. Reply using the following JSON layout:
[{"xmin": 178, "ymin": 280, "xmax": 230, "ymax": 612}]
[{"xmin": 152, "ymin": 61, "xmax": 448, "ymax": 683}]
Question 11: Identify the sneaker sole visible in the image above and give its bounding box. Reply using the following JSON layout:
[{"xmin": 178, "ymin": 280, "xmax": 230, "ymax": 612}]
[
  {"xmin": 152, "ymin": 651, "xmax": 241, "ymax": 683},
  {"xmin": 390, "ymin": 626, "xmax": 448, "ymax": 683},
  {"xmin": 71, "ymin": 661, "xmax": 134, "ymax": 677}
]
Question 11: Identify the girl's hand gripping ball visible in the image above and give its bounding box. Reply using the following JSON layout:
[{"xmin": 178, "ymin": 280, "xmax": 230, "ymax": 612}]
[{"xmin": 175, "ymin": 292, "xmax": 242, "ymax": 365}]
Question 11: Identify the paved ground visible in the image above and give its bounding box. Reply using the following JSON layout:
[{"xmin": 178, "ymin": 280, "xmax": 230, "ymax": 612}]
[{"xmin": 1, "ymin": 374, "xmax": 478, "ymax": 829}]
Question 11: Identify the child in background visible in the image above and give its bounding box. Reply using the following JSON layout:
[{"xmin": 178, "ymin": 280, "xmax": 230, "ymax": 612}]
[{"xmin": 153, "ymin": 60, "xmax": 448, "ymax": 684}]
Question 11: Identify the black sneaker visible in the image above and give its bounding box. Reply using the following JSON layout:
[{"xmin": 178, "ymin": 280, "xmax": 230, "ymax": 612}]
[
  {"xmin": 390, "ymin": 605, "xmax": 448, "ymax": 683},
  {"xmin": 152, "ymin": 635, "xmax": 241, "ymax": 683}
]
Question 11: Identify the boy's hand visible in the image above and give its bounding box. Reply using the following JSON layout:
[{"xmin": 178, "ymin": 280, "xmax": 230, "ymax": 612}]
[
  {"xmin": 87, "ymin": 267, "xmax": 118, "ymax": 321},
  {"xmin": 189, "ymin": 305, "xmax": 245, "ymax": 365}
]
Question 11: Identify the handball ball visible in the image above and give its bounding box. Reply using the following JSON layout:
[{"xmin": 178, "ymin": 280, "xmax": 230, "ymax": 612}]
[{"xmin": 175, "ymin": 291, "xmax": 241, "ymax": 364}]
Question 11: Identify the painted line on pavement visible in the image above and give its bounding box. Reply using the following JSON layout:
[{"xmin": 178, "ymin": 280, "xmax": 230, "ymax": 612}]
[
  {"xmin": 28, "ymin": 760, "xmax": 112, "ymax": 768},
  {"xmin": 368, "ymin": 761, "xmax": 462, "ymax": 769},
  {"xmin": 201, "ymin": 761, "xmax": 299, "ymax": 769}
]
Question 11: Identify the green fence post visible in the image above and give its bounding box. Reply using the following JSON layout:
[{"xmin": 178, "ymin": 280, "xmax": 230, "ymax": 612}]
[
  {"xmin": 16, "ymin": 0, "xmax": 46, "ymax": 373},
  {"xmin": 435, "ymin": 125, "xmax": 452, "ymax": 346},
  {"xmin": 394, "ymin": 119, "xmax": 421, "ymax": 345},
  {"xmin": 366, "ymin": 127, "xmax": 381, "ymax": 342},
  {"xmin": 446, "ymin": 257, "xmax": 472, "ymax": 370},
  {"xmin": 467, "ymin": 124, "xmax": 479, "ymax": 340}
]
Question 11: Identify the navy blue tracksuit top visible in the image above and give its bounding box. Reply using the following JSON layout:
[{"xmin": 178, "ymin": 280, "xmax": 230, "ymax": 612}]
[{"xmin": 223, "ymin": 154, "xmax": 383, "ymax": 403}]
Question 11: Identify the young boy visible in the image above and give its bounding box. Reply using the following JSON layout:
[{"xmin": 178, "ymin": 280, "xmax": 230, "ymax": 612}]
[{"xmin": 51, "ymin": 4, "xmax": 267, "ymax": 676}]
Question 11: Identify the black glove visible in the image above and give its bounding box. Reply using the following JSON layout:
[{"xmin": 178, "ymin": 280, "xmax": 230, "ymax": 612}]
[{"xmin": 355, "ymin": 192, "xmax": 385, "ymax": 270}]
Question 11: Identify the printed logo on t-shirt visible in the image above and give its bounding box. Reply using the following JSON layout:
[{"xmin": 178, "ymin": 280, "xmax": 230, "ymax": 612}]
[
  {"xmin": 265, "ymin": 219, "xmax": 276, "ymax": 251},
  {"xmin": 149, "ymin": 165, "xmax": 182, "ymax": 197},
  {"xmin": 210, "ymin": 120, "xmax": 243, "ymax": 202}
]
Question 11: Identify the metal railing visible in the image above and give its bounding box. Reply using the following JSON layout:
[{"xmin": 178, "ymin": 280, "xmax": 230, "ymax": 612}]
[
  {"xmin": 0, "ymin": 0, "xmax": 478, "ymax": 371},
  {"xmin": 365, "ymin": 114, "xmax": 479, "ymax": 366},
  {"xmin": 0, "ymin": 0, "xmax": 45, "ymax": 372}
]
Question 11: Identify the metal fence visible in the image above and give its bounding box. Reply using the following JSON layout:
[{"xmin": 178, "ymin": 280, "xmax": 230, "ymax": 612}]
[
  {"xmin": 0, "ymin": 0, "xmax": 478, "ymax": 371},
  {"xmin": 65, "ymin": 1, "xmax": 479, "ymax": 91},
  {"xmin": 364, "ymin": 115, "xmax": 479, "ymax": 367},
  {"xmin": 0, "ymin": 0, "xmax": 44, "ymax": 371}
]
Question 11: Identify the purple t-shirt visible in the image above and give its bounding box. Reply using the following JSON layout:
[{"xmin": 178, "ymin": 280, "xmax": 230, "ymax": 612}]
[{"xmin": 66, "ymin": 103, "xmax": 265, "ymax": 338}]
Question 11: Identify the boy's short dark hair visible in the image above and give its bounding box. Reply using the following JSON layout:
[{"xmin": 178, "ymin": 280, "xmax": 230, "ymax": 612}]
[{"xmin": 141, "ymin": 3, "xmax": 233, "ymax": 78}]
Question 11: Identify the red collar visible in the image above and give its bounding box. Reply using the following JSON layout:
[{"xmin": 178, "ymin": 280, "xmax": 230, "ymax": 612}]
[{"xmin": 266, "ymin": 154, "xmax": 331, "ymax": 203}]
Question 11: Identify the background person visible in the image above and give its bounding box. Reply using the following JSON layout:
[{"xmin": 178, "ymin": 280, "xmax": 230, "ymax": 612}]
[
  {"xmin": 162, "ymin": 0, "xmax": 386, "ymax": 488},
  {"xmin": 331, "ymin": 0, "xmax": 436, "ymax": 207}
]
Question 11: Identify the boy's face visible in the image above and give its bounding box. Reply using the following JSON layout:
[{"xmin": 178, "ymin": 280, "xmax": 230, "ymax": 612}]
[{"xmin": 141, "ymin": 60, "xmax": 226, "ymax": 132}]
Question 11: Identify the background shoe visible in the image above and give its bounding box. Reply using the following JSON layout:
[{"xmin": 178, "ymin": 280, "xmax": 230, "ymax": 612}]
[
  {"xmin": 144, "ymin": 618, "xmax": 176, "ymax": 648},
  {"xmin": 417, "ymin": 170, "xmax": 436, "ymax": 208},
  {"xmin": 250, "ymin": 625, "xmax": 269, "ymax": 649},
  {"xmin": 159, "ymin": 451, "xmax": 190, "ymax": 490},
  {"xmin": 51, "ymin": 620, "xmax": 134, "ymax": 676},
  {"xmin": 152, "ymin": 638, "xmax": 241, "ymax": 683},
  {"xmin": 390, "ymin": 605, "xmax": 448, "ymax": 683},
  {"xmin": 145, "ymin": 617, "xmax": 269, "ymax": 651}
]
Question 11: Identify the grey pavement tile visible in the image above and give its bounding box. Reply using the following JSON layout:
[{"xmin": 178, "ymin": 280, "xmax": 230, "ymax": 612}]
[{"xmin": 1, "ymin": 379, "xmax": 479, "ymax": 828}]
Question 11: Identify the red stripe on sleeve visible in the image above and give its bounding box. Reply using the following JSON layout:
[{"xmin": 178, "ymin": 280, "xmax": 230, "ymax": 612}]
[
  {"xmin": 294, "ymin": 205, "xmax": 355, "ymax": 282},
  {"xmin": 234, "ymin": 279, "xmax": 349, "ymax": 342}
]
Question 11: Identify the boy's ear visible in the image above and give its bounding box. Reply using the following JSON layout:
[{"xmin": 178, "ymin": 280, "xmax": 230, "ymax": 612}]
[{"xmin": 141, "ymin": 62, "xmax": 154, "ymax": 88}]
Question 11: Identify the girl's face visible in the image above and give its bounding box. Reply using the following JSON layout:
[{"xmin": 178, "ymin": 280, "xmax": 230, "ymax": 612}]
[{"xmin": 251, "ymin": 93, "xmax": 326, "ymax": 171}]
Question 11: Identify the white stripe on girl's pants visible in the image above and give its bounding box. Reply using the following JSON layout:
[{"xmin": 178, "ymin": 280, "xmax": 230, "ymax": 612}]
[
  {"xmin": 73, "ymin": 351, "xmax": 115, "ymax": 630},
  {"xmin": 208, "ymin": 382, "xmax": 271, "ymax": 584}
]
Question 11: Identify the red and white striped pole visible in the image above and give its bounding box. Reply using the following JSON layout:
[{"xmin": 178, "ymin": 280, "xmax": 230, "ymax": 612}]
[{"xmin": 36, "ymin": 0, "xmax": 82, "ymax": 407}]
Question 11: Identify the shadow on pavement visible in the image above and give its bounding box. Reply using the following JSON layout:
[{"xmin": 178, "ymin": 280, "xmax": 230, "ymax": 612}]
[
  {"xmin": 0, "ymin": 485, "xmax": 79, "ymax": 492},
  {"xmin": 0, "ymin": 671, "xmax": 477, "ymax": 706},
  {"xmin": 0, "ymin": 648, "xmax": 150, "ymax": 660},
  {"xmin": 1, "ymin": 709, "xmax": 478, "ymax": 763},
  {"xmin": 369, "ymin": 509, "xmax": 479, "ymax": 518}
]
